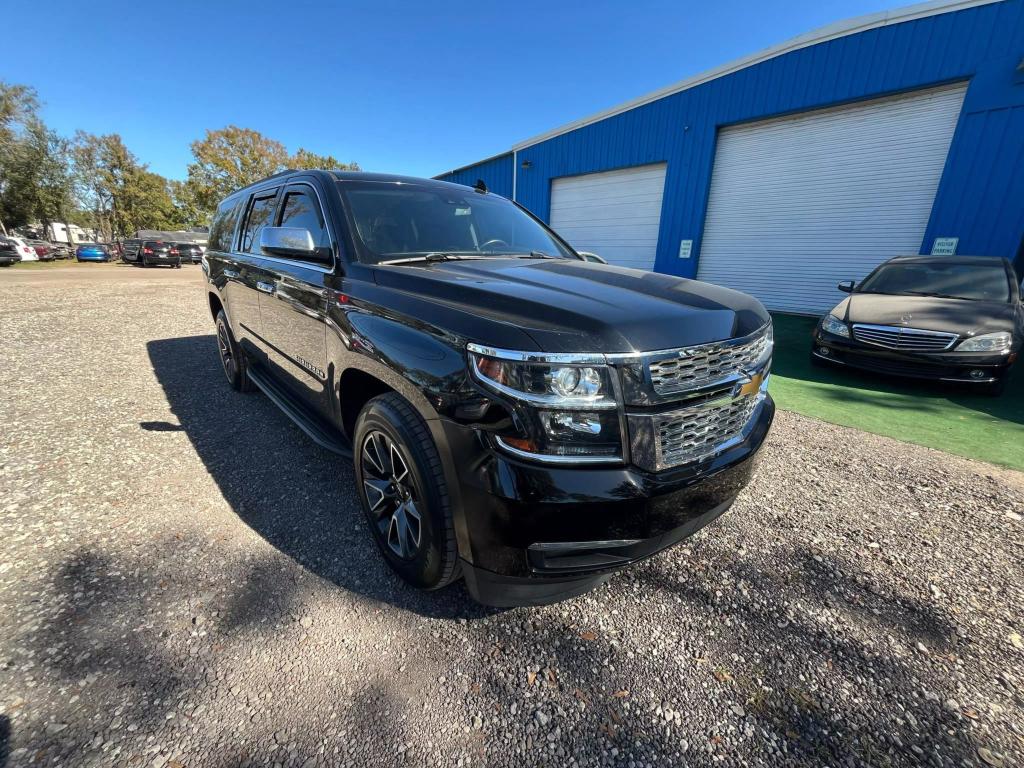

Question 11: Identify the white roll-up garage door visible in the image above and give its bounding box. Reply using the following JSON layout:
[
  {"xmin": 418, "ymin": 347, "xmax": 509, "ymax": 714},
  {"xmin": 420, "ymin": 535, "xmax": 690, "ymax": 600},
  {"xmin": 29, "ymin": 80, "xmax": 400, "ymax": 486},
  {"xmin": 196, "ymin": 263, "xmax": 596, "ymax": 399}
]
[
  {"xmin": 549, "ymin": 163, "xmax": 667, "ymax": 270},
  {"xmin": 696, "ymin": 82, "xmax": 967, "ymax": 314}
]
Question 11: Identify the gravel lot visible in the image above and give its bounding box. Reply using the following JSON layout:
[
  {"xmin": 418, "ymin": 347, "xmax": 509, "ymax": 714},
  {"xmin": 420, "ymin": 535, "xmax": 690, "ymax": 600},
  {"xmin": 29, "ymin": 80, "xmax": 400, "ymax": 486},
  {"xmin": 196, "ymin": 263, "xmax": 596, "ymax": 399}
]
[{"xmin": 1, "ymin": 264, "xmax": 1022, "ymax": 768}]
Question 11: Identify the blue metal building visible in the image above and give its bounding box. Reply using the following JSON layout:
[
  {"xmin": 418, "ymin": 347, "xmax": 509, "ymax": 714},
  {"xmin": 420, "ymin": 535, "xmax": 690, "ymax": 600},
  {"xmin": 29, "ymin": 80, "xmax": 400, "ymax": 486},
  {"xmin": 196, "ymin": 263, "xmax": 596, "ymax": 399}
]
[{"xmin": 435, "ymin": 0, "xmax": 1024, "ymax": 314}]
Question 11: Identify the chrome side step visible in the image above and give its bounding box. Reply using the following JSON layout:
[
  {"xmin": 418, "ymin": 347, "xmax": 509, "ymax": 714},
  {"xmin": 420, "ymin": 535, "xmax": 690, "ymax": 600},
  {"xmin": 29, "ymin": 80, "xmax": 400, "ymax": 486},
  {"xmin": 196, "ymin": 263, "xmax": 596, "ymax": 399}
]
[{"xmin": 246, "ymin": 365, "xmax": 353, "ymax": 458}]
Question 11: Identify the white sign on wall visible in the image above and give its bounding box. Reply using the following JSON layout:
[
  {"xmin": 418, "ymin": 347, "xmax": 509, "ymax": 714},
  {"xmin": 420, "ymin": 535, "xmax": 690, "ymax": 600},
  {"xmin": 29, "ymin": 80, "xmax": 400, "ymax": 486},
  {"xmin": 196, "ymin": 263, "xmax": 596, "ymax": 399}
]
[
  {"xmin": 678, "ymin": 239, "xmax": 693, "ymax": 259},
  {"xmin": 931, "ymin": 237, "xmax": 958, "ymax": 256}
]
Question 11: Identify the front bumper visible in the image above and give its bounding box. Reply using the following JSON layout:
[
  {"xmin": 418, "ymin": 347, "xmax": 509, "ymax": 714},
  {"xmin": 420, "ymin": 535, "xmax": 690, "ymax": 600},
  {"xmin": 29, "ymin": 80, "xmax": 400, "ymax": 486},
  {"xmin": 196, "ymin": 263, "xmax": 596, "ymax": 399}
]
[
  {"xmin": 812, "ymin": 330, "xmax": 1014, "ymax": 384},
  {"xmin": 77, "ymin": 254, "xmax": 109, "ymax": 262},
  {"xmin": 444, "ymin": 395, "xmax": 774, "ymax": 606}
]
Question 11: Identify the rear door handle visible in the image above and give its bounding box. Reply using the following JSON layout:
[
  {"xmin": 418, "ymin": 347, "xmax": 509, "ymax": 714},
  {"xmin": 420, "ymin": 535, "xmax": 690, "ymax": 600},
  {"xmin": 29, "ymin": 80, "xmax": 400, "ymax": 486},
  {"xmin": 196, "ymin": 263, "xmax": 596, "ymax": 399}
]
[
  {"xmin": 223, "ymin": 268, "xmax": 239, "ymax": 278},
  {"xmin": 256, "ymin": 281, "xmax": 276, "ymax": 294}
]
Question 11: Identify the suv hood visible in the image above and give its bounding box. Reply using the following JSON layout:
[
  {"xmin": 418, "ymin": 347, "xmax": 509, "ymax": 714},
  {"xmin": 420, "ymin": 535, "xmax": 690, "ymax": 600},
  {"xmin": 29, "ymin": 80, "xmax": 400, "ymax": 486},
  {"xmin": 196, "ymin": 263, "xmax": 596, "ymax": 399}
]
[
  {"xmin": 373, "ymin": 258, "xmax": 769, "ymax": 353},
  {"xmin": 835, "ymin": 293, "xmax": 1017, "ymax": 336}
]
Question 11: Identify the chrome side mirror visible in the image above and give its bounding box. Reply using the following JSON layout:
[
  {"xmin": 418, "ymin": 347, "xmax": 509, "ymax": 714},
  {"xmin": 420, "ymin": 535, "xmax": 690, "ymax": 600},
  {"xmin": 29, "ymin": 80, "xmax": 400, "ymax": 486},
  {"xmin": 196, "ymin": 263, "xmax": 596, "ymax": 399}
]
[
  {"xmin": 579, "ymin": 251, "xmax": 607, "ymax": 264},
  {"xmin": 260, "ymin": 227, "xmax": 329, "ymax": 263}
]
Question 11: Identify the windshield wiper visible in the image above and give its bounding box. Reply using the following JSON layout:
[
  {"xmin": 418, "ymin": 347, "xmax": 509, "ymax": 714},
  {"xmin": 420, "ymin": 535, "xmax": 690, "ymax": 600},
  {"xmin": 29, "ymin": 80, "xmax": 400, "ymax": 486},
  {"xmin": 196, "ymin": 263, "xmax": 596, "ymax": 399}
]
[
  {"xmin": 899, "ymin": 290, "xmax": 968, "ymax": 300},
  {"xmin": 381, "ymin": 252, "xmax": 481, "ymax": 265},
  {"xmin": 508, "ymin": 251, "xmax": 561, "ymax": 260}
]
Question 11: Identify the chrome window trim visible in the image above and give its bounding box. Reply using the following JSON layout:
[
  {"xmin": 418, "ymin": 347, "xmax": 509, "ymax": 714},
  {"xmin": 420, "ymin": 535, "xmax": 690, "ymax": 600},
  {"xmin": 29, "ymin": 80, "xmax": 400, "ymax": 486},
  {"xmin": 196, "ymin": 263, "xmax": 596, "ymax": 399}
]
[{"xmin": 494, "ymin": 436, "xmax": 624, "ymax": 465}]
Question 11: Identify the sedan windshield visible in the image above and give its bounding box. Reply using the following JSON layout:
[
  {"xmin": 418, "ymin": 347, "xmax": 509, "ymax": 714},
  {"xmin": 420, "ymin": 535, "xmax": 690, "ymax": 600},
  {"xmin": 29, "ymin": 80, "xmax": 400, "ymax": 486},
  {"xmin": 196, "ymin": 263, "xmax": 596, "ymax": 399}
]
[
  {"xmin": 858, "ymin": 261, "xmax": 1010, "ymax": 302},
  {"xmin": 338, "ymin": 182, "xmax": 575, "ymax": 264}
]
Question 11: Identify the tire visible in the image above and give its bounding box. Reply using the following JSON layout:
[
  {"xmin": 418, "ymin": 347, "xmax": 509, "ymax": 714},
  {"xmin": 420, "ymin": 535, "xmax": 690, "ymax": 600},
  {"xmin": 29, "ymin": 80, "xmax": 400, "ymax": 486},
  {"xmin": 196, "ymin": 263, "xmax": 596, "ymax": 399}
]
[
  {"xmin": 215, "ymin": 310, "xmax": 253, "ymax": 393},
  {"xmin": 354, "ymin": 393, "xmax": 459, "ymax": 591}
]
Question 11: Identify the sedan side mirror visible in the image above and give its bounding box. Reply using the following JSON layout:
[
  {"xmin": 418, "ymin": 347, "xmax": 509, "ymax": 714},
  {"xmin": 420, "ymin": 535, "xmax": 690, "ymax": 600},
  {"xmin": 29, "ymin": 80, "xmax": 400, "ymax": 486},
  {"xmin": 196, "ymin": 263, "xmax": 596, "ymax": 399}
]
[
  {"xmin": 837, "ymin": 280, "xmax": 855, "ymax": 293},
  {"xmin": 579, "ymin": 251, "xmax": 608, "ymax": 264},
  {"xmin": 260, "ymin": 227, "xmax": 331, "ymax": 263}
]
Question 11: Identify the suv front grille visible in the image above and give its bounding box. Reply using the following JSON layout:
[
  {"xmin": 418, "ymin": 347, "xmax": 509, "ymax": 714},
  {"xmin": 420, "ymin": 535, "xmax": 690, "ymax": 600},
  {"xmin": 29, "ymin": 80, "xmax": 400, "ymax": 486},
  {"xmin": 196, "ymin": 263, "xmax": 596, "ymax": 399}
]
[
  {"xmin": 628, "ymin": 392, "xmax": 762, "ymax": 472},
  {"xmin": 851, "ymin": 324, "xmax": 957, "ymax": 352},
  {"xmin": 648, "ymin": 332, "xmax": 770, "ymax": 396}
]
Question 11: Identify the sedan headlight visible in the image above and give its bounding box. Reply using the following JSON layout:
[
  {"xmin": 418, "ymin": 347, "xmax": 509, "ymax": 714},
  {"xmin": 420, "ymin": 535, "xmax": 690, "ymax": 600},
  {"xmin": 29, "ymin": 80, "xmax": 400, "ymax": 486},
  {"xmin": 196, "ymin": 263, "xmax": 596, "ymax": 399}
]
[
  {"xmin": 467, "ymin": 345, "xmax": 623, "ymax": 462},
  {"xmin": 957, "ymin": 331, "xmax": 1012, "ymax": 353},
  {"xmin": 821, "ymin": 314, "xmax": 850, "ymax": 338}
]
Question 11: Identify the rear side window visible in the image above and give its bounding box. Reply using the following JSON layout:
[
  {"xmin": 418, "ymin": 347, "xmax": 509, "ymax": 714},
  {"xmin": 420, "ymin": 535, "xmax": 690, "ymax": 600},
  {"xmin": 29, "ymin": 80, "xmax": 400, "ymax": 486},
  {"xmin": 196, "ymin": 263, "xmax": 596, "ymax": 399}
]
[
  {"xmin": 209, "ymin": 197, "xmax": 243, "ymax": 252},
  {"xmin": 241, "ymin": 192, "xmax": 278, "ymax": 254},
  {"xmin": 278, "ymin": 187, "xmax": 330, "ymax": 251}
]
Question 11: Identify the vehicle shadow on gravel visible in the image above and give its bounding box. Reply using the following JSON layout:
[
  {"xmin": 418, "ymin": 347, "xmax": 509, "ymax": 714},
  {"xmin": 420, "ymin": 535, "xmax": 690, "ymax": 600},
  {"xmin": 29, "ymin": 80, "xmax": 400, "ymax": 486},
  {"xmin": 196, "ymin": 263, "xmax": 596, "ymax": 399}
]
[
  {"xmin": 0, "ymin": 715, "xmax": 9, "ymax": 767},
  {"xmin": 14, "ymin": 540, "xmax": 418, "ymax": 766},
  {"xmin": 635, "ymin": 547, "xmax": 990, "ymax": 766},
  {"xmin": 147, "ymin": 334, "xmax": 497, "ymax": 622}
]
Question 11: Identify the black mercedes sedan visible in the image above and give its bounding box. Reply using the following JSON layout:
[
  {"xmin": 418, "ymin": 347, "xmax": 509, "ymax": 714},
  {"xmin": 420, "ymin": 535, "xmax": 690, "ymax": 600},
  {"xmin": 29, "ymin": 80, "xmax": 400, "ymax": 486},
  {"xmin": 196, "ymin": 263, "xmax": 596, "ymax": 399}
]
[{"xmin": 811, "ymin": 255, "xmax": 1022, "ymax": 396}]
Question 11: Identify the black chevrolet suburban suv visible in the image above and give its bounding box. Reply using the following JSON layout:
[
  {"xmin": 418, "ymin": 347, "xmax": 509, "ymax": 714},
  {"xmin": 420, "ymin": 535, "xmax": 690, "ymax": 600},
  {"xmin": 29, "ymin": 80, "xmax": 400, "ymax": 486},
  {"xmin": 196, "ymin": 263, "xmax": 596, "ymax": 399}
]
[{"xmin": 204, "ymin": 170, "xmax": 775, "ymax": 606}]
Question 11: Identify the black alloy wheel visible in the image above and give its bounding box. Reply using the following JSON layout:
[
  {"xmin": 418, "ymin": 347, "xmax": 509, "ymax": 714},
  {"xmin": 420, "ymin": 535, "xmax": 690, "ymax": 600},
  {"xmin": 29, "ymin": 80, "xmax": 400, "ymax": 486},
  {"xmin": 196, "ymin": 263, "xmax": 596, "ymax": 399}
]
[
  {"xmin": 353, "ymin": 393, "xmax": 459, "ymax": 590},
  {"xmin": 215, "ymin": 310, "xmax": 253, "ymax": 392},
  {"xmin": 360, "ymin": 430, "xmax": 423, "ymax": 560}
]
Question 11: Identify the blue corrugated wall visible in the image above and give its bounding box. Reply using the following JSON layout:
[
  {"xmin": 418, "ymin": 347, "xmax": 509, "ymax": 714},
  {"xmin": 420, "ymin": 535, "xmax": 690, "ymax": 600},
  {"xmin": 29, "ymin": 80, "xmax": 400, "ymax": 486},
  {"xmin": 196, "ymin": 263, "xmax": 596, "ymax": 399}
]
[
  {"xmin": 434, "ymin": 153, "xmax": 514, "ymax": 198},
  {"xmin": 444, "ymin": 1, "xmax": 1024, "ymax": 276}
]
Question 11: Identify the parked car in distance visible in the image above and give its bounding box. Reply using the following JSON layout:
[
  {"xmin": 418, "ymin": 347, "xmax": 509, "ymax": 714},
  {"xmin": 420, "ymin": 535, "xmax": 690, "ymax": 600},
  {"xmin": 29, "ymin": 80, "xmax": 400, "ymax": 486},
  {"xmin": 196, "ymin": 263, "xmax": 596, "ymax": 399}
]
[
  {"xmin": 812, "ymin": 255, "xmax": 1022, "ymax": 396},
  {"xmin": 7, "ymin": 236, "xmax": 38, "ymax": 262},
  {"xmin": 0, "ymin": 237, "xmax": 22, "ymax": 266},
  {"xmin": 50, "ymin": 243, "xmax": 71, "ymax": 259},
  {"xmin": 173, "ymin": 242, "xmax": 204, "ymax": 264},
  {"xmin": 121, "ymin": 239, "xmax": 142, "ymax": 264},
  {"xmin": 27, "ymin": 240, "xmax": 55, "ymax": 261},
  {"xmin": 76, "ymin": 243, "xmax": 112, "ymax": 262},
  {"xmin": 139, "ymin": 240, "xmax": 181, "ymax": 268},
  {"xmin": 205, "ymin": 170, "xmax": 775, "ymax": 606}
]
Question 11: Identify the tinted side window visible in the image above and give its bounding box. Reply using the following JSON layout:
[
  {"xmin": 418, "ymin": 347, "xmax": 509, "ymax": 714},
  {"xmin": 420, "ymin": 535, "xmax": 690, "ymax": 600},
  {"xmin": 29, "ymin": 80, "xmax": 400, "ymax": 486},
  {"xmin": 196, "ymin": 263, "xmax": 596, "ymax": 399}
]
[
  {"xmin": 278, "ymin": 188, "xmax": 329, "ymax": 251},
  {"xmin": 209, "ymin": 196, "xmax": 243, "ymax": 252},
  {"xmin": 241, "ymin": 192, "xmax": 278, "ymax": 254}
]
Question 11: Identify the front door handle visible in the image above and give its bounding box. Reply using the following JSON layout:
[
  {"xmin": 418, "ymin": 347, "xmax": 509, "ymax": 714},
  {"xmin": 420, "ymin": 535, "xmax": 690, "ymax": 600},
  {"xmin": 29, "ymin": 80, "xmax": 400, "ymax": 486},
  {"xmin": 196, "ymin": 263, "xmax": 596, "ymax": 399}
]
[
  {"xmin": 223, "ymin": 268, "xmax": 239, "ymax": 278},
  {"xmin": 256, "ymin": 281, "xmax": 276, "ymax": 295}
]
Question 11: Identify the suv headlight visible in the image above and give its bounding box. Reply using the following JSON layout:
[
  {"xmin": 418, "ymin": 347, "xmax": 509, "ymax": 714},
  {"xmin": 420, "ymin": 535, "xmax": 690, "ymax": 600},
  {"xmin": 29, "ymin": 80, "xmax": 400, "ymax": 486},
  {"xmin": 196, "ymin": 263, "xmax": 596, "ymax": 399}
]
[
  {"xmin": 467, "ymin": 344, "xmax": 623, "ymax": 462},
  {"xmin": 821, "ymin": 314, "xmax": 850, "ymax": 338},
  {"xmin": 957, "ymin": 331, "xmax": 1012, "ymax": 353}
]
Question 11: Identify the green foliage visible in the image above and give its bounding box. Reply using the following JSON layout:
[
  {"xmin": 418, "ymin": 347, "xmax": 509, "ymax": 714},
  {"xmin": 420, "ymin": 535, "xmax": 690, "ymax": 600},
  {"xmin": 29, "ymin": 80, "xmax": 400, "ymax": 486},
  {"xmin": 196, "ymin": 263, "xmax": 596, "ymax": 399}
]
[
  {"xmin": 291, "ymin": 148, "xmax": 360, "ymax": 172},
  {"xmin": 1, "ymin": 82, "xmax": 361, "ymax": 237},
  {"xmin": 72, "ymin": 131, "xmax": 183, "ymax": 238},
  {"xmin": 0, "ymin": 81, "xmax": 72, "ymax": 233},
  {"xmin": 185, "ymin": 126, "xmax": 289, "ymax": 216}
]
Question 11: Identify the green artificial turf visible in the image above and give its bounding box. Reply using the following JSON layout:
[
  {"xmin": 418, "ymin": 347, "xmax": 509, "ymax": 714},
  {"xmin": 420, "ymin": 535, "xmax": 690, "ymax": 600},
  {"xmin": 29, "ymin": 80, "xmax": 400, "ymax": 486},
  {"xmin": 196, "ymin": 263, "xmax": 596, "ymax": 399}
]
[{"xmin": 767, "ymin": 313, "xmax": 1024, "ymax": 471}]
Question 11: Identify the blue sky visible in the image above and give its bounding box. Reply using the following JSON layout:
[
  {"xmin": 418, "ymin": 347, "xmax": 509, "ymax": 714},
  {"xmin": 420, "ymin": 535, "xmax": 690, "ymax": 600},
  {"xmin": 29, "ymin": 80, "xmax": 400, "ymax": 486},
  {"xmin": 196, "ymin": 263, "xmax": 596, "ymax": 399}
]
[{"xmin": 6, "ymin": 0, "xmax": 895, "ymax": 181}]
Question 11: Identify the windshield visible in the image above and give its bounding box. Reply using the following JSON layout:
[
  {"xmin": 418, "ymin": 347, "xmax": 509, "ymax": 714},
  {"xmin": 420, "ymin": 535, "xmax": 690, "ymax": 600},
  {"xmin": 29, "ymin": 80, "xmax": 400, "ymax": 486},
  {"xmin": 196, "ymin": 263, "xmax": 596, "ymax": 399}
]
[
  {"xmin": 338, "ymin": 182, "xmax": 575, "ymax": 264},
  {"xmin": 859, "ymin": 261, "xmax": 1010, "ymax": 302}
]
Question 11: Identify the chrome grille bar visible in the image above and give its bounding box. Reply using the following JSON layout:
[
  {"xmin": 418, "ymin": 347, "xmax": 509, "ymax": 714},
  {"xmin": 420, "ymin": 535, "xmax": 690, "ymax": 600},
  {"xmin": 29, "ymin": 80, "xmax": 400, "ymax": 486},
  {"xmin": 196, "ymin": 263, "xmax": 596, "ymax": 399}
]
[
  {"xmin": 851, "ymin": 323, "xmax": 957, "ymax": 351},
  {"xmin": 628, "ymin": 392, "xmax": 763, "ymax": 472},
  {"xmin": 647, "ymin": 331, "xmax": 770, "ymax": 396}
]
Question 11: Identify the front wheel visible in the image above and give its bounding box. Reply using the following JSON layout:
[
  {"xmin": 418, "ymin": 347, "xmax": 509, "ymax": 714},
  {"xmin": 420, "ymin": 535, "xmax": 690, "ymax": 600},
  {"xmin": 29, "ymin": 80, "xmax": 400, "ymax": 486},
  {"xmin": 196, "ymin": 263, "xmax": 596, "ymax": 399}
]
[
  {"xmin": 215, "ymin": 310, "xmax": 253, "ymax": 392},
  {"xmin": 354, "ymin": 393, "xmax": 459, "ymax": 591}
]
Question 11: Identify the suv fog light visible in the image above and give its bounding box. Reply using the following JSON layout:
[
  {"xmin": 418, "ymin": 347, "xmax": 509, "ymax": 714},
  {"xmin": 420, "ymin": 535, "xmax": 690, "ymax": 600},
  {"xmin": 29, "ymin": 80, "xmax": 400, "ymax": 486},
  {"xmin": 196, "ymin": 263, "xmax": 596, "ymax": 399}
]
[
  {"xmin": 968, "ymin": 369, "xmax": 986, "ymax": 380},
  {"xmin": 817, "ymin": 346, "xmax": 830, "ymax": 356},
  {"xmin": 544, "ymin": 411, "xmax": 602, "ymax": 437}
]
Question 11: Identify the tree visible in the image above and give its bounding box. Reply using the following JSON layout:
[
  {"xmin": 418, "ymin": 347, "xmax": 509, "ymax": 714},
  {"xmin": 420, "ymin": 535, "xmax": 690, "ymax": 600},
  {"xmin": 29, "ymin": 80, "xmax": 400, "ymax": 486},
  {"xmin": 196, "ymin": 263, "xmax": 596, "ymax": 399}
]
[
  {"xmin": 70, "ymin": 131, "xmax": 182, "ymax": 238},
  {"xmin": 290, "ymin": 148, "xmax": 360, "ymax": 172},
  {"xmin": 72, "ymin": 131, "xmax": 114, "ymax": 239},
  {"xmin": 169, "ymin": 179, "xmax": 205, "ymax": 230},
  {"xmin": 185, "ymin": 126, "xmax": 289, "ymax": 215},
  {"xmin": 0, "ymin": 81, "xmax": 73, "ymax": 235}
]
